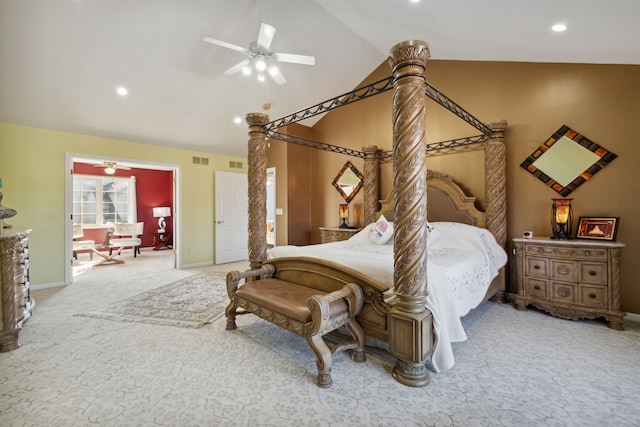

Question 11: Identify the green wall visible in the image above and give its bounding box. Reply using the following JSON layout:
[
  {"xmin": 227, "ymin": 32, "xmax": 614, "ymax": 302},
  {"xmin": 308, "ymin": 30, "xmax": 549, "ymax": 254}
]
[{"xmin": 0, "ymin": 122, "xmax": 246, "ymax": 286}]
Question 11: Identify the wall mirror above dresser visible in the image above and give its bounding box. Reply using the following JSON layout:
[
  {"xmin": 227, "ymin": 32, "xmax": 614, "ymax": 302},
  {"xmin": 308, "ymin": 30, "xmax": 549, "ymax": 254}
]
[
  {"xmin": 332, "ymin": 161, "xmax": 363, "ymax": 203},
  {"xmin": 520, "ymin": 125, "xmax": 617, "ymax": 197}
]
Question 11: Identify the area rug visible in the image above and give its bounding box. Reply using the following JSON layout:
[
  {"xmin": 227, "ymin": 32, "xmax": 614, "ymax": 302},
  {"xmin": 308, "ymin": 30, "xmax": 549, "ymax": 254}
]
[{"xmin": 75, "ymin": 272, "xmax": 229, "ymax": 328}]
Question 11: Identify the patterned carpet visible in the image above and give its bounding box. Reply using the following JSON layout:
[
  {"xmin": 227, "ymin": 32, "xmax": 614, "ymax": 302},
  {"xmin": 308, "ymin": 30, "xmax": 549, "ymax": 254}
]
[
  {"xmin": 75, "ymin": 272, "xmax": 229, "ymax": 328},
  {"xmin": 1, "ymin": 250, "xmax": 639, "ymax": 426}
]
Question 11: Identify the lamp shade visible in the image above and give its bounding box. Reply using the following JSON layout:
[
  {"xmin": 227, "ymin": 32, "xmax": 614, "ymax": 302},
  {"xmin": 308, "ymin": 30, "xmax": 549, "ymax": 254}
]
[
  {"xmin": 339, "ymin": 204, "xmax": 349, "ymax": 229},
  {"xmin": 153, "ymin": 207, "xmax": 171, "ymax": 218},
  {"xmin": 551, "ymin": 198, "xmax": 573, "ymax": 239}
]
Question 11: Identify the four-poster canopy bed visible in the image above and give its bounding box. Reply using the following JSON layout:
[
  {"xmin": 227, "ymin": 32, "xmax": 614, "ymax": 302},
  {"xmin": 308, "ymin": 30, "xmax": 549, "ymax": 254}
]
[{"xmin": 227, "ymin": 40, "xmax": 508, "ymax": 387}]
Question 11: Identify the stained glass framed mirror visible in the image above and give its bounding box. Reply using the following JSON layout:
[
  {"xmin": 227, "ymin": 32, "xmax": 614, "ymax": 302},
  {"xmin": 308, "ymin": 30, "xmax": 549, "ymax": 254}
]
[{"xmin": 520, "ymin": 125, "xmax": 617, "ymax": 196}]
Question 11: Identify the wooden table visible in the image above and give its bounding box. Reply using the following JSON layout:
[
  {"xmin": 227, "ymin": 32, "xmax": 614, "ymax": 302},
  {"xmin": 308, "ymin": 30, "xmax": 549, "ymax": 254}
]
[{"xmin": 152, "ymin": 231, "xmax": 172, "ymax": 251}]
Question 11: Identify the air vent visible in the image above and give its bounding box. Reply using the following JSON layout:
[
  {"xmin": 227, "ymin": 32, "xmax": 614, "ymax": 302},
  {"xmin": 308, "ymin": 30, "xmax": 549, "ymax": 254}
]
[
  {"xmin": 193, "ymin": 156, "xmax": 209, "ymax": 165},
  {"xmin": 229, "ymin": 161, "xmax": 237, "ymax": 168}
]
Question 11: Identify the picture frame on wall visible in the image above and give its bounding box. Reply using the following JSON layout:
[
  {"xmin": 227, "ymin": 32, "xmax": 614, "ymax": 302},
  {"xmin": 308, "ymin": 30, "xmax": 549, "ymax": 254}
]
[{"xmin": 576, "ymin": 217, "xmax": 619, "ymax": 241}]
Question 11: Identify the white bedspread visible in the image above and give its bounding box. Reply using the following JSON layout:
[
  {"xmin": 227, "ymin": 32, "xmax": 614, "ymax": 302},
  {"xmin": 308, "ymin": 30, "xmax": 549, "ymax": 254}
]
[{"xmin": 267, "ymin": 222, "xmax": 507, "ymax": 372}]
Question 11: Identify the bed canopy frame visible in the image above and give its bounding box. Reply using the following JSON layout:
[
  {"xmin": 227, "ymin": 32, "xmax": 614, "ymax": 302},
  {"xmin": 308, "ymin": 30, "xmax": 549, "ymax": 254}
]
[{"xmin": 243, "ymin": 40, "xmax": 507, "ymax": 386}]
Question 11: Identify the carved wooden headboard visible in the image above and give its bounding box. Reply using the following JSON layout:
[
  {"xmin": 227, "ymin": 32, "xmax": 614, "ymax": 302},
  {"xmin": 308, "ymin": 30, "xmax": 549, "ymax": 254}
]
[{"xmin": 374, "ymin": 170, "xmax": 486, "ymax": 227}]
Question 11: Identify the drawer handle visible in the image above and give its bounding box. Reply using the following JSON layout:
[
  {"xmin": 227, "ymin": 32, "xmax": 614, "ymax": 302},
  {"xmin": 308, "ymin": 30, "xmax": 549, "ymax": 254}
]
[
  {"xmin": 534, "ymin": 285, "xmax": 541, "ymax": 290},
  {"xmin": 589, "ymin": 271, "xmax": 597, "ymax": 276},
  {"xmin": 589, "ymin": 293, "xmax": 597, "ymax": 299},
  {"xmin": 534, "ymin": 265, "xmax": 541, "ymax": 270}
]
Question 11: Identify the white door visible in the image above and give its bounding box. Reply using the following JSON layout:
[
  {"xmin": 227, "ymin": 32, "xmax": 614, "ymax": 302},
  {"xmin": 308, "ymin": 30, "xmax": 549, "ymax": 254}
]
[{"xmin": 214, "ymin": 171, "xmax": 248, "ymax": 264}]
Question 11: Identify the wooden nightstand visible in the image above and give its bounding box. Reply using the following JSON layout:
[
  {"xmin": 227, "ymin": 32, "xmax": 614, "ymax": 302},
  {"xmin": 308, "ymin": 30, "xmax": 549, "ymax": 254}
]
[
  {"xmin": 512, "ymin": 237, "xmax": 625, "ymax": 330},
  {"xmin": 319, "ymin": 227, "xmax": 361, "ymax": 243}
]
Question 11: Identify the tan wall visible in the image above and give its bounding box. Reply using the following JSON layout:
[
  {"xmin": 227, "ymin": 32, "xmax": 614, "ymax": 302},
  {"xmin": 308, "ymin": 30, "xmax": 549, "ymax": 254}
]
[
  {"xmin": 266, "ymin": 123, "xmax": 312, "ymax": 246},
  {"xmin": 308, "ymin": 59, "xmax": 640, "ymax": 314}
]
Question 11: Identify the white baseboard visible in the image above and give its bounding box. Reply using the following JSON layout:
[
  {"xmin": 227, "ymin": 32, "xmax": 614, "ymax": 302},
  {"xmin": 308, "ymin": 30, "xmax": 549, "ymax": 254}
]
[
  {"xmin": 625, "ymin": 312, "xmax": 640, "ymax": 323},
  {"xmin": 31, "ymin": 282, "xmax": 66, "ymax": 291},
  {"xmin": 181, "ymin": 260, "xmax": 214, "ymax": 269}
]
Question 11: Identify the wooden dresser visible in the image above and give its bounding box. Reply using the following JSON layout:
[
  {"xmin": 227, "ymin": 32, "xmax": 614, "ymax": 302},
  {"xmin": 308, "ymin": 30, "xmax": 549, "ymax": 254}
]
[
  {"xmin": 319, "ymin": 227, "xmax": 361, "ymax": 243},
  {"xmin": 512, "ymin": 237, "xmax": 625, "ymax": 330},
  {"xmin": 0, "ymin": 228, "xmax": 35, "ymax": 352}
]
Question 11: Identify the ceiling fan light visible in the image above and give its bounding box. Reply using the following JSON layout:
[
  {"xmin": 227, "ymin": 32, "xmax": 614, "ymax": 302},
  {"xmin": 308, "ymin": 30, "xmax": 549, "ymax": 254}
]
[
  {"xmin": 267, "ymin": 65, "xmax": 279, "ymax": 76},
  {"xmin": 104, "ymin": 167, "xmax": 116, "ymax": 175},
  {"xmin": 257, "ymin": 73, "xmax": 266, "ymax": 82},
  {"xmin": 255, "ymin": 57, "xmax": 267, "ymax": 71},
  {"xmin": 242, "ymin": 65, "xmax": 252, "ymax": 76}
]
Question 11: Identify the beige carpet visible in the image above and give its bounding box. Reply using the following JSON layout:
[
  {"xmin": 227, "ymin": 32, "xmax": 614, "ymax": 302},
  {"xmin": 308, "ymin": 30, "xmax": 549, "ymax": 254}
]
[
  {"xmin": 75, "ymin": 272, "xmax": 229, "ymax": 328},
  {"xmin": 2, "ymin": 249, "xmax": 640, "ymax": 426}
]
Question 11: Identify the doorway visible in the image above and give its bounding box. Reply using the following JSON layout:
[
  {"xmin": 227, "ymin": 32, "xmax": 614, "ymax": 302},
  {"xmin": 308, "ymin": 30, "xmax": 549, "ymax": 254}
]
[
  {"xmin": 266, "ymin": 167, "xmax": 276, "ymax": 248},
  {"xmin": 214, "ymin": 171, "xmax": 248, "ymax": 264},
  {"xmin": 65, "ymin": 153, "xmax": 181, "ymax": 284}
]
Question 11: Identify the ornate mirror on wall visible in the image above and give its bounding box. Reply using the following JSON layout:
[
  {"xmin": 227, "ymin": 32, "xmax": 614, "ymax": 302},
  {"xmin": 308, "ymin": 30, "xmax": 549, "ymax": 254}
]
[
  {"xmin": 332, "ymin": 161, "xmax": 363, "ymax": 203},
  {"xmin": 520, "ymin": 125, "xmax": 617, "ymax": 196}
]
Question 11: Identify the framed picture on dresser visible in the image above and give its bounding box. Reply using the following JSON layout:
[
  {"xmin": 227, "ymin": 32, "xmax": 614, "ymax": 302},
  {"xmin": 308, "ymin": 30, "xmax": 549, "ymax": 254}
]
[{"xmin": 576, "ymin": 217, "xmax": 619, "ymax": 241}]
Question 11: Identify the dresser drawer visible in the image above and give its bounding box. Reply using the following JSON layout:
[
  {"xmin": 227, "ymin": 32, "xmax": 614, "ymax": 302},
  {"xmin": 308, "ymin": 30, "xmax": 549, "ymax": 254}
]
[
  {"xmin": 550, "ymin": 260, "xmax": 577, "ymax": 283},
  {"xmin": 579, "ymin": 262, "xmax": 607, "ymax": 285},
  {"xmin": 319, "ymin": 228, "xmax": 360, "ymax": 243},
  {"xmin": 525, "ymin": 244, "xmax": 608, "ymax": 261},
  {"xmin": 579, "ymin": 285, "xmax": 607, "ymax": 309},
  {"xmin": 525, "ymin": 277, "xmax": 548, "ymax": 299},
  {"xmin": 551, "ymin": 281, "xmax": 577, "ymax": 304},
  {"xmin": 525, "ymin": 257, "xmax": 548, "ymax": 278}
]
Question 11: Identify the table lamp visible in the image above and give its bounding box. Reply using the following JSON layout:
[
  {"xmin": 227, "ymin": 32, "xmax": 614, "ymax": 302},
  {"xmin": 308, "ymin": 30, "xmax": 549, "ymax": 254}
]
[
  {"xmin": 551, "ymin": 198, "xmax": 573, "ymax": 239},
  {"xmin": 153, "ymin": 207, "xmax": 171, "ymax": 233}
]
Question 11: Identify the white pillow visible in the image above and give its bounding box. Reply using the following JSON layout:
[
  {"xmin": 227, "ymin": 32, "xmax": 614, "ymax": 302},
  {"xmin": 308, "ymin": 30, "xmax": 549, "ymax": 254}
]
[
  {"xmin": 369, "ymin": 215, "xmax": 394, "ymax": 245},
  {"xmin": 347, "ymin": 223, "xmax": 376, "ymax": 243}
]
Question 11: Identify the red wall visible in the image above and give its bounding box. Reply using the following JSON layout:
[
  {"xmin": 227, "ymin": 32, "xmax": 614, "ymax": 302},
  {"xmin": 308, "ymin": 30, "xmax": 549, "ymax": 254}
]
[{"xmin": 74, "ymin": 163, "xmax": 173, "ymax": 247}]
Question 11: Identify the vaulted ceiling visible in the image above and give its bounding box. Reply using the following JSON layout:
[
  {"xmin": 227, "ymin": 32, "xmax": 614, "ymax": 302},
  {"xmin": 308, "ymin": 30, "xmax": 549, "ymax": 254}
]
[{"xmin": 1, "ymin": 0, "xmax": 638, "ymax": 158}]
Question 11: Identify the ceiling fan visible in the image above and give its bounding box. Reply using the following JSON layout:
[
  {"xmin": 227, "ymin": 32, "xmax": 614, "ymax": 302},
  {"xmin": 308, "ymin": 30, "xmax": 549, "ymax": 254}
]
[
  {"xmin": 203, "ymin": 23, "xmax": 315, "ymax": 85},
  {"xmin": 93, "ymin": 161, "xmax": 131, "ymax": 175}
]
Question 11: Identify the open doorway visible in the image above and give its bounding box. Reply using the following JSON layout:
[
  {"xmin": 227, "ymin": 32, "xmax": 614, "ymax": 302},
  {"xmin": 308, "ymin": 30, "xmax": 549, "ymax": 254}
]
[{"xmin": 65, "ymin": 153, "xmax": 181, "ymax": 284}]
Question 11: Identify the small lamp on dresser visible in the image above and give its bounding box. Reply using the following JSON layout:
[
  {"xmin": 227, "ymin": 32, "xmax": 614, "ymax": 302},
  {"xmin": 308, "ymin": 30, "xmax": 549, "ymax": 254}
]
[
  {"xmin": 339, "ymin": 204, "xmax": 349, "ymax": 229},
  {"xmin": 551, "ymin": 198, "xmax": 573, "ymax": 239}
]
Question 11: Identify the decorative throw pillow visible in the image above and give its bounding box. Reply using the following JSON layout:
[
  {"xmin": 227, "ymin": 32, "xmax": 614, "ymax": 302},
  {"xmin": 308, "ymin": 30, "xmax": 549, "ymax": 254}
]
[{"xmin": 369, "ymin": 215, "xmax": 393, "ymax": 245}]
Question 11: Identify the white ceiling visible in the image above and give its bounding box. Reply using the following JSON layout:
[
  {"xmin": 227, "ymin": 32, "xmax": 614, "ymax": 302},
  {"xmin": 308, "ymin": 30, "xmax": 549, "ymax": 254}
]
[{"xmin": 1, "ymin": 0, "xmax": 639, "ymax": 159}]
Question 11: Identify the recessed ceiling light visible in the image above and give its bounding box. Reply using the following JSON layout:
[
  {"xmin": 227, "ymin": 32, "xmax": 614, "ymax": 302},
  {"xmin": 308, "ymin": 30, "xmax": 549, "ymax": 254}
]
[
  {"xmin": 552, "ymin": 23, "xmax": 567, "ymax": 32},
  {"xmin": 233, "ymin": 117, "xmax": 242, "ymax": 124},
  {"xmin": 410, "ymin": 0, "xmax": 420, "ymax": 3},
  {"xmin": 116, "ymin": 86, "xmax": 128, "ymax": 96}
]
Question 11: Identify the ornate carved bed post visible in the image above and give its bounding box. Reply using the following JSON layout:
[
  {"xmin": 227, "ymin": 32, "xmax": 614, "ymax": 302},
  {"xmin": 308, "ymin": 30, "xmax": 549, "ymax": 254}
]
[
  {"xmin": 362, "ymin": 145, "xmax": 379, "ymax": 226},
  {"xmin": 246, "ymin": 112, "xmax": 270, "ymax": 270},
  {"xmin": 484, "ymin": 120, "xmax": 508, "ymax": 248},
  {"xmin": 388, "ymin": 40, "xmax": 433, "ymax": 387}
]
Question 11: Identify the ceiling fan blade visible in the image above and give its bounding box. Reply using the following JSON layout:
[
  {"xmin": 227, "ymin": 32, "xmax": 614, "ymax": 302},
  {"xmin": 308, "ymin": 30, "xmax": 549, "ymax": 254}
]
[
  {"xmin": 273, "ymin": 52, "xmax": 315, "ymax": 66},
  {"xmin": 268, "ymin": 65, "xmax": 287, "ymax": 85},
  {"xmin": 203, "ymin": 37, "xmax": 250, "ymax": 55},
  {"xmin": 224, "ymin": 59, "xmax": 251, "ymax": 75},
  {"xmin": 257, "ymin": 23, "xmax": 275, "ymax": 50}
]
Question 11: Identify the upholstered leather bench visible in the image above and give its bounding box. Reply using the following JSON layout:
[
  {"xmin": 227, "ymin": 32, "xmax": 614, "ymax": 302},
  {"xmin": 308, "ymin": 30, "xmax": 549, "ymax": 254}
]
[{"xmin": 225, "ymin": 262, "xmax": 366, "ymax": 388}]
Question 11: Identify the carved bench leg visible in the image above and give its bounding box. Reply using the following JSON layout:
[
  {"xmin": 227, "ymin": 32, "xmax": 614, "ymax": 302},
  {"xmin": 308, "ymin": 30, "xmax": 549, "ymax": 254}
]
[
  {"xmin": 344, "ymin": 318, "xmax": 366, "ymax": 363},
  {"xmin": 306, "ymin": 333, "xmax": 334, "ymax": 388},
  {"xmin": 225, "ymin": 301, "xmax": 238, "ymax": 330}
]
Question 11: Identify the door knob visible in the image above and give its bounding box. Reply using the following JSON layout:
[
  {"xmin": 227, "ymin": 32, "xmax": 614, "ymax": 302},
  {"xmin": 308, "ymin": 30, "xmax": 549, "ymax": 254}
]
[{"xmin": 216, "ymin": 220, "xmax": 224, "ymax": 224}]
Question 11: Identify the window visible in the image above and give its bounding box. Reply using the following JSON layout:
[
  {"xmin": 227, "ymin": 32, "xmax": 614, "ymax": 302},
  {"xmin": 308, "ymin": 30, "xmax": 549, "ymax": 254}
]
[{"xmin": 73, "ymin": 175, "xmax": 137, "ymax": 226}]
